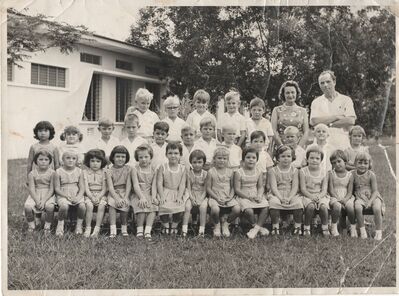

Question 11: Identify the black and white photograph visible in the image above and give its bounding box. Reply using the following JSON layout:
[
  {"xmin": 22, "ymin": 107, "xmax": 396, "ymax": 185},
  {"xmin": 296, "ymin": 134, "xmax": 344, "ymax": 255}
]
[{"xmin": 2, "ymin": 0, "xmax": 397, "ymax": 294}]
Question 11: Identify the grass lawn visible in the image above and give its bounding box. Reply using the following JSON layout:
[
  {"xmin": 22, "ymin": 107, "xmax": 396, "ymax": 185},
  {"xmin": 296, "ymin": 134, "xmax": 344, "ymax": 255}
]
[{"xmin": 7, "ymin": 139, "xmax": 396, "ymax": 290}]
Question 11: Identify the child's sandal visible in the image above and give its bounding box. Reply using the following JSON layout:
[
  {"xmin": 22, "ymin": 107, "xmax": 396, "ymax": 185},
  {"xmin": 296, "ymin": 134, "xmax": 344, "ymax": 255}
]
[
  {"xmin": 303, "ymin": 229, "xmax": 311, "ymax": 237},
  {"xmin": 271, "ymin": 228, "xmax": 280, "ymax": 235},
  {"xmin": 322, "ymin": 229, "xmax": 330, "ymax": 237},
  {"xmin": 170, "ymin": 227, "xmax": 178, "ymax": 235},
  {"xmin": 161, "ymin": 228, "xmax": 169, "ymax": 235},
  {"xmin": 293, "ymin": 227, "xmax": 302, "ymax": 235},
  {"xmin": 136, "ymin": 232, "xmax": 144, "ymax": 238},
  {"xmin": 144, "ymin": 233, "xmax": 152, "ymax": 241}
]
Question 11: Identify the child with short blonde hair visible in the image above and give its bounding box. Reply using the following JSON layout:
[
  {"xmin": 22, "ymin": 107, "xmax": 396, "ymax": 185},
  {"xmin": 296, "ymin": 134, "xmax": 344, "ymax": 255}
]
[
  {"xmin": 217, "ymin": 91, "xmax": 246, "ymax": 146},
  {"xmin": 186, "ymin": 89, "xmax": 216, "ymax": 139},
  {"xmin": 87, "ymin": 118, "xmax": 120, "ymax": 157},
  {"xmin": 54, "ymin": 150, "xmax": 86, "ymax": 236},
  {"xmin": 284, "ymin": 126, "xmax": 306, "ymax": 169},
  {"xmin": 345, "ymin": 125, "xmax": 369, "ymax": 171},
  {"xmin": 308, "ymin": 123, "xmax": 333, "ymax": 173},
  {"xmin": 120, "ymin": 114, "xmax": 147, "ymax": 167},
  {"xmin": 353, "ymin": 152, "xmax": 384, "ymax": 240},
  {"xmin": 162, "ymin": 95, "xmax": 186, "ymax": 142},
  {"xmin": 245, "ymin": 97, "xmax": 274, "ymax": 149},
  {"xmin": 125, "ymin": 88, "xmax": 159, "ymax": 142},
  {"xmin": 206, "ymin": 147, "xmax": 241, "ymax": 237},
  {"xmin": 221, "ymin": 124, "xmax": 242, "ymax": 170}
]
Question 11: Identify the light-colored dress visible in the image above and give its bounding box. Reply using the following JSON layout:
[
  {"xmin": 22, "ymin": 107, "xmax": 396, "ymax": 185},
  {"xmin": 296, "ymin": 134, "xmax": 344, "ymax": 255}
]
[
  {"xmin": 131, "ymin": 165, "xmax": 158, "ymax": 213},
  {"xmin": 353, "ymin": 170, "xmax": 383, "ymax": 208},
  {"xmin": 30, "ymin": 142, "xmax": 57, "ymax": 170},
  {"xmin": 188, "ymin": 169, "xmax": 208, "ymax": 205},
  {"xmin": 301, "ymin": 167, "xmax": 330, "ymax": 210},
  {"xmin": 345, "ymin": 146, "xmax": 369, "ymax": 167},
  {"xmin": 207, "ymin": 167, "xmax": 238, "ymax": 208},
  {"xmin": 330, "ymin": 170, "xmax": 352, "ymax": 202},
  {"xmin": 24, "ymin": 168, "xmax": 56, "ymax": 213},
  {"xmin": 107, "ymin": 165, "xmax": 131, "ymax": 212},
  {"xmin": 268, "ymin": 165, "xmax": 303, "ymax": 210},
  {"xmin": 56, "ymin": 167, "xmax": 84, "ymax": 206},
  {"xmin": 158, "ymin": 163, "xmax": 188, "ymax": 215},
  {"xmin": 83, "ymin": 169, "xmax": 107, "ymax": 206},
  {"xmin": 236, "ymin": 168, "xmax": 269, "ymax": 210}
]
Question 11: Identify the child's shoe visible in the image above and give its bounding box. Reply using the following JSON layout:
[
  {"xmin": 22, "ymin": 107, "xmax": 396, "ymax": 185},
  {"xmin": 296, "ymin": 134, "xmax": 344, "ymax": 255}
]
[
  {"xmin": 246, "ymin": 226, "xmax": 260, "ymax": 239},
  {"xmin": 374, "ymin": 230, "xmax": 382, "ymax": 241},
  {"xmin": 259, "ymin": 227, "xmax": 270, "ymax": 236},
  {"xmin": 350, "ymin": 225, "xmax": 358, "ymax": 238},
  {"xmin": 44, "ymin": 229, "xmax": 51, "ymax": 236},
  {"xmin": 27, "ymin": 221, "xmax": 36, "ymax": 232},
  {"xmin": 293, "ymin": 227, "xmax": 302, "ymax": 235},
  {"xmin": 56, "ymin": 225, "xmax": 64, "ymax": 237},
  {"xmin": 213, "ymin": 224, "xmax": 221, "ymax": 237},
  {"xmin": 144, "ymin": 233, "xmax": 152, "ymax": 241},
  {"xmin": 322, "ymin": 229, "xmax": 330, "ymax": 237},
  {"xmin": 170, "ymin": 228, "xmax": 178, "ymax": 235},
  {"xmin": 83, "ymin": 227, "xmax": 91, "ymax": 238},
  {"xmin": 271, "ymin": 228, "xmax": 280, "ymax": 235},
  {"xmin": 303, "ymin": 229, "xmax": 311, "ymax": 237},
  {"xmin": 75, "ymin": 226, "xmax": 83, "ymax": 235},
  {"xmin": 109, "ymin": 225, "xmax": 117, "ymax": 238},
  {"xmin": 136, "ymin": 232, "xmax": 144, "ymax": 238},
  {"xmin": 90, "ymin": 227, "xmax": 100, "ymax": 238},
  {"xmin": 360, "ymin": 227, "xmax": 368, "ymax": 239},
  {"xmin": 330, "ymin": 224, "xmax": 339, "ymax": 237},
  {"xmin": 221, "ymin": 222, "xmax": 230, "ymax": 237},
  {"xmin": 197, "ymin": 231, "xmax": 205, "ymax": 238}
]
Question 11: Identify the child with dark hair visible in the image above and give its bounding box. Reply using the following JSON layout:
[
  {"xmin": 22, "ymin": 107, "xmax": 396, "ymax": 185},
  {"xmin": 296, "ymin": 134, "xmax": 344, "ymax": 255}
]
[
  {"xmin": 82, "ymin": 149, "xmax": 108, "ymax": 237},
  {"xmin": 182, "ymin": 149, "xmax": 208, "ymax": 237},
  {"xmin": 24, "ymin": 149, "xmax": 56, "ymax": 233},
  {"xmin": 150, "ymin": 121, "xmax": 169, "ymax": 170},
  {"xmin": 107, "ymin": 145, "xmax": 132, "ymax": 237},
  {"xmin": 27, "ymin": 121, "xmax": 59, "ymax": 175},
  {"xmin": 58, "ymin": 125, "xmax": 85, "ymax": 167}
]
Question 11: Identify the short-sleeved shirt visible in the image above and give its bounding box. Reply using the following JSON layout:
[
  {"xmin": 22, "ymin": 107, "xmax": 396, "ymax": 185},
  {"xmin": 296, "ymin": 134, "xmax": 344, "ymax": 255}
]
[
  {"xmin": 162, "ymin": 117, "xmax": 186, "ymax": 142},
  {"xmin": 120, "ymin": 136, "xmax": 147, "ymax": 167},
  {"xmin": 186, "ymin": 110, "xmax": 216, "ymax": 139},
  {"xmin": 221, "ymin": 142, "xmax": 241, "ymax": 169},
  {"xmin": 131, "ymin": 109, "xmax": 159, "ymax": 138},
  {"xmin": 292, "ymin": 146, "xmax": 306, "ymax": 169},
  {"xmin": 256, "ymin": 150, "xmax": 274, "ymax": 173},
  {"xmin": 310, "ymin": 92, "xmax": 356, "ymax": 150},
  {"xmin": 246, "ymin": 117, "xmax": 274, "ymax": 146},
  {"xmin": 192, "ymin": 137, "xmax": 219, "ymax": 164},
  {"xmin": 217, "ymin": 112, "xmax": 246, "ymax": 138},
  {"xmin": 150, "ymin": 142, "xmax": 168, "ymax": 170}
]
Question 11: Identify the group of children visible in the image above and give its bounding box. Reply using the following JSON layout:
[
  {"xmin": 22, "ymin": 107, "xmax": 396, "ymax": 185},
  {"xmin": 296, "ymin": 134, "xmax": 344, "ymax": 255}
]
[{"xmin": 23, "ymin": 88, "xmax": 384, "ymax": 240}]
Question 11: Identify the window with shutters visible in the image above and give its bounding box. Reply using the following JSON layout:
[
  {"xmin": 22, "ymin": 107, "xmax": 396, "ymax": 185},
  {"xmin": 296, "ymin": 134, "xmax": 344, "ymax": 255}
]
[
  {"xmin": 116, "ymin": 60, "xmax": 133, "ymax": 71},
  {"xmin": 82, "ymin": 74, "xmax": 101, "ymax": 121},
  {"xmin": 31, "ymin": 63, "xmax": 66, "ymax": 87},
  {"xmin": 116, "ymin": 77, "xmax": 133, "ymax": 122},
  {"xmin": 145, "ymin": 66, "xmax": 160, "ymax": 76},
  {"xmin": 80, "ymin": 53, "xmax": 101, "ymax": 65}
]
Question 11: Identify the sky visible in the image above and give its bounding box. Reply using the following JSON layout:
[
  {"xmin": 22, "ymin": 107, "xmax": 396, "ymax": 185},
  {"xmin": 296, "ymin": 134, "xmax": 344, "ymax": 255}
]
[{"xmin": 10, "ymin": 0, "xmax": 145, "ymax": 41}]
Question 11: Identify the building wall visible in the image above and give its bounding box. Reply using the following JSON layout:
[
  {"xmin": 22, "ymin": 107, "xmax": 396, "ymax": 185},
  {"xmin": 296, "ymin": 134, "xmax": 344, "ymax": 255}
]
[{"xmin": 6, "ymin": 43, "xmax": 166, "ymax": 159}]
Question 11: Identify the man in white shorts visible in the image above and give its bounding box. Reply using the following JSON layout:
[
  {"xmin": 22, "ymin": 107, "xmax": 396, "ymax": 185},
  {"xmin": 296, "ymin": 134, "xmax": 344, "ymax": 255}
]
[{"xmin": 310, "ymin": 70, "xmax": 356, "ymax": 151}]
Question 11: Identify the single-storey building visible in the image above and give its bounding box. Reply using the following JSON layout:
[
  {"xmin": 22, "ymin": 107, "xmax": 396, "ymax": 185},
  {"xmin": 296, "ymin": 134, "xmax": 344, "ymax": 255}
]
[{"xmin": 6, "ymin": 34, "xmax": 169, "ymax": 159}]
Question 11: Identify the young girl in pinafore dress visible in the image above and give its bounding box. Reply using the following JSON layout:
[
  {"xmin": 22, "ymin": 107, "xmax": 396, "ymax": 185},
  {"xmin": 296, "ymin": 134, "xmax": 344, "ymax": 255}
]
[
  {"xmin": 182, "ymin": 150, "xmax": 209, "ymax": 237},
  {"xmin": 234, "ymin": 146, "xmax": 269, "ymax": 239},
  {"xmin": 206, "ymin": 147, "xmax": 241, "ymax": 238},
  {"xmin": 300, "ymin": 146, "xmax": 330, "ymax": 237},
  {"xmin": 268, "ymin": 145, "xmax": 303, "ymax": 235},
  {"xmin": 54, "ymin": 150, "xmax": 86, "ymax": 236},
  {"xmin": 353, "ymin": 152, "xmax": 384, "ymax": 240},
  {"xmin": 107, "ymin": 145, "xmax": 132, "ymax": 238},
  {"xmin": 24, "ymin": 149, "xmax": 56, "ymax": 233},
  {"xmin": 131, "ymin": 144, "xmax": 158, "ymax": 240},
  {"xmin": 328, "ymin": 150, "xmax": 355, "ymax": 237},
  {"xmin": 157, "ymin": 142, "xmax": 188, "ymax": 235},
  {"xmin": 82, "ymin": 149, "xmax": 108, "ymax": 238}
]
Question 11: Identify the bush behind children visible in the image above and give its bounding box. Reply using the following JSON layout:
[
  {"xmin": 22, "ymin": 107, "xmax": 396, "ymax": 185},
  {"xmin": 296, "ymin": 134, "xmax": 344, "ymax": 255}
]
[{"xmin": 24, "ymin": 89, "xmax": 384, "ymax": 241}]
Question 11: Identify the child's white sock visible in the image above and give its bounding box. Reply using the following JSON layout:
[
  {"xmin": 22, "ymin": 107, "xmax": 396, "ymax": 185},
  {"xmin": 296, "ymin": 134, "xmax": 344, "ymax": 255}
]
[
  {"xmin": 57, "ymin": 220, "xmax": 65, "ymax": 228},
  {"xmin": 182, "ymin": 225, "xmax": 188, "ymax": 233},
  {"xmin": 272, "ymin": 223, "xmax": 279, "ymax": 230},
  {"xmin": 171, "ymin": 222, "xmax": 179, "ymax": 229},
  {"xmin": 331, "ymin": 223, "xmax": 338, "ymax": 231},
  {"xmin": 162, "ymin": 222, "xmax": 169, "ymax": 229},
  {"xmin": 359, "ymin": 226, "xmax": 367, "ymax": 238},
  {"xmin": 121, "ymin": 225, "xmax": 128, "ymax": 233},
  {"xmin": 28, "ymin": 221, "xmax": 35, "ymax": 229},
  {"xmin": 321, "ymin": 224, "xmax": 328, "ymax": 231},
  {"xmin": 375, "ymin": 229, "xmax": 382, "ymax": 235},
  {"xmin": 44, "ymin": 222, "xmax": 51, "ymax": 230},
  {"xmin": 136, "ymin": 226, "xmax": 144, "ymax": 234},
  {"xmin": 350, "ymin": 224, "xmax": 357, "ymax": 231},
  {"xmin": 294, "ymin": 223, "xmax": 302, "ymax": 229},
  {"xmin": 199, "ymin": 226, "xmax": 205, "ymax": 234},
  {"xmin": 304, "ymin": 225, "xmax": 310, "ymax": 231},
  {"xmin": 35, "ymin": 216, "xmax": 41, "ymax": 226},
  {"xmin": 144, "ymin": 225, "xmax": 152, "ymax": 234},
  {"xmin": 110, "ymin": 224, "xmax": 117, "ymax": 235},
  {"xmin": 92, "ymin": 226, "xmax": 100, "ymax": 234},
  {"xmin": 76, "ymin": 218, "xmax": 83, "ymax": 229}
]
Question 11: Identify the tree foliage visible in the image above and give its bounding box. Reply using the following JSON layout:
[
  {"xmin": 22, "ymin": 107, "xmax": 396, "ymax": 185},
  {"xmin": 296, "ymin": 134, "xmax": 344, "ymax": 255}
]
[
  {"xmin": 7, "ymin": 8, "xmax": 92, "ymax": 67},
  {"xmin": 131, "ymin": 6, "xmax": 395, "ymax": 135}
]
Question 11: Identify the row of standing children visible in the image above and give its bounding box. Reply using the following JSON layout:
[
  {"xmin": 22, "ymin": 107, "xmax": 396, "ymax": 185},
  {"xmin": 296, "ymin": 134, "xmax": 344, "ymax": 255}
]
[{"xmin": 24, "ymin": 88, "xmax": 384, "ymax": 240}]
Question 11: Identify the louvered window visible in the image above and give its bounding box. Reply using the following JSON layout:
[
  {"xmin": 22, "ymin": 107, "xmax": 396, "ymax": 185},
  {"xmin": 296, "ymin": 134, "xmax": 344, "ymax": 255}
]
[
  {"xmin": 116, "ymin": 60, "xmax": 133, "ymax": 71},
  {"xmin": 82, "ymin": 74, "xmax": 101, "ymax": 121},
  {"xmin": 7, "ymin": 62, "xmax": 12, "ymax": 81},
  {"xmin": 31, "ymin": 63, "xmax": 66, "ymax": 87},
  {"xmin": 116, "ymin": 77, "xmax": 133, "ymax": 122},
  {"xmin": 80, "ymin": 53, "xmax": 101, "ymax": 65},
  {"xmin": 145, "ymin": 66, "xmax": 160, "ymax": 76}
]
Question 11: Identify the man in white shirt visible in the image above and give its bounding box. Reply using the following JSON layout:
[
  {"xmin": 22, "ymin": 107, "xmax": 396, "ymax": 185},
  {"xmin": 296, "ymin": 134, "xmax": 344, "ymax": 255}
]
[{"xmin": 310, "ymin": 70, "xmax": 356, "ymax": 151}]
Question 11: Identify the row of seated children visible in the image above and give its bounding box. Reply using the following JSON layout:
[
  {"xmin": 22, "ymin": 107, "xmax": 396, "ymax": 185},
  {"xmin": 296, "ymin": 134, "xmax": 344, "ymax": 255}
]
[{"xmin": 25, "ymin": 139, "xmax": 384, "ymax": 240}]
